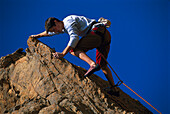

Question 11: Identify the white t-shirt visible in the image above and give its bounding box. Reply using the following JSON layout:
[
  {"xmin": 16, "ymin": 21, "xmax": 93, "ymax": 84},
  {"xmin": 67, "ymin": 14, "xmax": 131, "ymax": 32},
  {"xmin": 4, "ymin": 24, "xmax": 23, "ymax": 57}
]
[{"xmin": 63, "ymin": 15, "xmax": 96, "ymax": 48}]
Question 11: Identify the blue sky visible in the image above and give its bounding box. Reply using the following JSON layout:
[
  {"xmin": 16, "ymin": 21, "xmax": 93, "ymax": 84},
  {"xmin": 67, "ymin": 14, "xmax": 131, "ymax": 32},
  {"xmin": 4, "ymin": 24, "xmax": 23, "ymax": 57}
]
[{"xmin": 0, "ymin": 0, "xmax": 169, "ymax": 113}]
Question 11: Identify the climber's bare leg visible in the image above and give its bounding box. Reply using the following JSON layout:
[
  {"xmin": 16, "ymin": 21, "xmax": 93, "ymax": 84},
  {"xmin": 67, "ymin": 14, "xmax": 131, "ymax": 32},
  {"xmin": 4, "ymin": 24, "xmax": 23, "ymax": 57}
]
[
  {"xmin": 101, "ymin": 66, "xmax": 115, "ymax": 86},
  {"xmin": 101, "ymin": 66, "xmax": 118, "ymax": 91},
  {"xmin": 70, "ymin": 50, "xmax": 96, "ymax": 67}
]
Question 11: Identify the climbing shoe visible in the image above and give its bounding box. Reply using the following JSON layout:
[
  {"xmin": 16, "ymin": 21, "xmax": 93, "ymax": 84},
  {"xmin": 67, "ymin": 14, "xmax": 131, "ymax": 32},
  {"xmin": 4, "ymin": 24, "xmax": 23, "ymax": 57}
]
[{"xmin": 104, "ymin": 86, "xmax": 120, "ymax": 97}]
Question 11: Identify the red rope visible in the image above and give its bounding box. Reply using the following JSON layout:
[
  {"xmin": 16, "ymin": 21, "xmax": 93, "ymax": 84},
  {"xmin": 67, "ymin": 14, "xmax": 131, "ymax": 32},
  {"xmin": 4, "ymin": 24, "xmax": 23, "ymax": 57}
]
[
  {"xmin": 99, "ymin": 52, "xmax": 162, "ymax": 114},
  {"xmin": 122, "ymin": 83, "xmax": 162, "ymax": 114}
]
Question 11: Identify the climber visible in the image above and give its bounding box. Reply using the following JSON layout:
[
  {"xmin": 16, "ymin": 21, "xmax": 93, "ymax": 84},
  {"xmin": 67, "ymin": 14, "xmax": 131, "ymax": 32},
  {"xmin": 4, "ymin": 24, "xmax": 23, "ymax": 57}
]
[{"xmin": 30, "ymin": 15, "xmax": 119, "ymax": 95}]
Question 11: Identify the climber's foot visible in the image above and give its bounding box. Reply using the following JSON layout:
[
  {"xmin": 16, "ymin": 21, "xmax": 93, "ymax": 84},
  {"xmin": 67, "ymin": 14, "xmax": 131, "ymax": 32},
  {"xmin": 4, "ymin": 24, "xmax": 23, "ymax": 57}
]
[
  {"xmin": 84, "ymin": 64, "xmax": 100, "ymax": 78},
  {"xmin": 104, "ymin": 86, "xmax": 120, "ymax": 97}
]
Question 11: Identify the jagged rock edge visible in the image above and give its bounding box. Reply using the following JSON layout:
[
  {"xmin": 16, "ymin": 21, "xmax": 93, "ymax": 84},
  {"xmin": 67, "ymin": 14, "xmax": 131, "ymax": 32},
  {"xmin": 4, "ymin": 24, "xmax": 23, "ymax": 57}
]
[{"xmin": 0, "ymin": 37, "xmax": 153, "ymax": 114}]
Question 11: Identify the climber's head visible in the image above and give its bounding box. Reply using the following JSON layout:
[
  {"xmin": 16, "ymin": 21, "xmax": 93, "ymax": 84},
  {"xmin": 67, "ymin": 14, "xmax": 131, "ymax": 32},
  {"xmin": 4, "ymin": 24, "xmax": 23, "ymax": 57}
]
[{"xmin": 45, "ymin": 17, "xmax": 64, "ymax": 34}]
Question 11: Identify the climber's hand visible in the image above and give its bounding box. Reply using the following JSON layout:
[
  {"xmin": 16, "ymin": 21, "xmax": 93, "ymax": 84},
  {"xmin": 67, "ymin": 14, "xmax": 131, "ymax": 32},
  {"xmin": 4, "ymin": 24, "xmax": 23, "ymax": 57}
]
[
  {"xmin": 30, "ymin": 35, "xmax": 41, "ymax": 38},
  {"xmin": 52, "ymin": 52, "xmax": 64, "ymax": 59}
]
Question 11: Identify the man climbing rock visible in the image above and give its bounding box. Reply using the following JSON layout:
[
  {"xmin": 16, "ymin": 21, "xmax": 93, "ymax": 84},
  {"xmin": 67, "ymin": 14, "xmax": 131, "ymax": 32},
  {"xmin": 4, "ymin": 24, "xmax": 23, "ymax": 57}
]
[{"xmin": 30, "ymin": 15, "xmax": 119, "ymax": 95}]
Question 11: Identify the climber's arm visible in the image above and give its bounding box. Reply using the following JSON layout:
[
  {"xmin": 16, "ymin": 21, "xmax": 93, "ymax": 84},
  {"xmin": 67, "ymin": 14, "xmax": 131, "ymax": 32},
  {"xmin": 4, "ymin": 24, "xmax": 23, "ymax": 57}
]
[
  {"xmin": 62, "ymin": 45, "xmax": 73, "ymax": 56},
  {"xmin": 30, "ymin": 31, "xmax": 52, "ymax": 38},
  {"xmin": 53, "ymin": 46, "xmax": 73, "ymax": 58}
]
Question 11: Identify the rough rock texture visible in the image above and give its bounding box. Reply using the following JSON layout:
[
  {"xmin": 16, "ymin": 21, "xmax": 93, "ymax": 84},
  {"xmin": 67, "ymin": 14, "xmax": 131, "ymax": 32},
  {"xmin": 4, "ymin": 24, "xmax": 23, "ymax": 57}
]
[{"xmin": 0, "ymin": 37, "xmax": 153, "ymax": 114}]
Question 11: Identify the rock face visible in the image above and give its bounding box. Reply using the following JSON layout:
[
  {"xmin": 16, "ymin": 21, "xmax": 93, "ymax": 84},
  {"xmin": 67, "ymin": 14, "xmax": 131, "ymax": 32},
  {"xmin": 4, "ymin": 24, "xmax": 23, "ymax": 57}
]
[{"xmin": 0, "ymin": 37, "xmax": 152, "ymax": 114}]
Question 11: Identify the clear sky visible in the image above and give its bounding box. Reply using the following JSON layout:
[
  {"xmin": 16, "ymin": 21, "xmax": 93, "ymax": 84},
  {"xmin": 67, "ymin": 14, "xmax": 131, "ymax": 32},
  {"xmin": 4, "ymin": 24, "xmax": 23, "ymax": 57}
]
[{"xmin": 0, "ymin": 0, "xmax": 169, "ymax": 114}]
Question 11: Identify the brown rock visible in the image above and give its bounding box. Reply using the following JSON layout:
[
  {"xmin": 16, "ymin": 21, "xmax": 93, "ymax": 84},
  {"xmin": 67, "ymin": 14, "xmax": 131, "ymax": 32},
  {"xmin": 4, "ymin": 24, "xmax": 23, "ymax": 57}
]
[
  {"xmin": 39, "ymin": 104, "xmax": 61, "ymax": 114},
  {"xmin": 0, "ymin": 37, "xmax": 153, "ymax": 114},
  {"xmin": 0, "ymin": 48, "xmax": 26, "ymax": 68}
]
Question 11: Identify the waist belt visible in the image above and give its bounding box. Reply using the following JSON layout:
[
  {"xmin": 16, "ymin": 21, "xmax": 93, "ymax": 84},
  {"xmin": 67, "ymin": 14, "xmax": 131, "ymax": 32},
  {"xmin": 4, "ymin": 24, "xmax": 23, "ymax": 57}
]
[
  {"xmin": 86, "ymin": 21, "xmax": 99, "ymax": 34},
  {"xmin": 91, "ymin": 22, "xmax": 111, "ymax": 47},
  {"xmin": 86, "ymin": 21, "xmax": 111, "ymax": 47}
]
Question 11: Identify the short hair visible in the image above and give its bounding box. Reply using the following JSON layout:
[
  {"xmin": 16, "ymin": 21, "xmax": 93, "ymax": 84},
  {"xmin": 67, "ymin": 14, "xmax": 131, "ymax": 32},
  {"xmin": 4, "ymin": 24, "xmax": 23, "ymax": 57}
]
[{"xmin": 45, "ymin": 17, "xmax": 61, "ymax": 33}]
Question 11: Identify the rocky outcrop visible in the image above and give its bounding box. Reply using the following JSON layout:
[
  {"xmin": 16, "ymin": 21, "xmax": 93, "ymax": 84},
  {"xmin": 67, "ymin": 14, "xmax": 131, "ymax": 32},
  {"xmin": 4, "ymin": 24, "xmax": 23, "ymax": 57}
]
[{"xmin": 0, "ymin": 37, "xmax": 152, "ymax": 114}]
